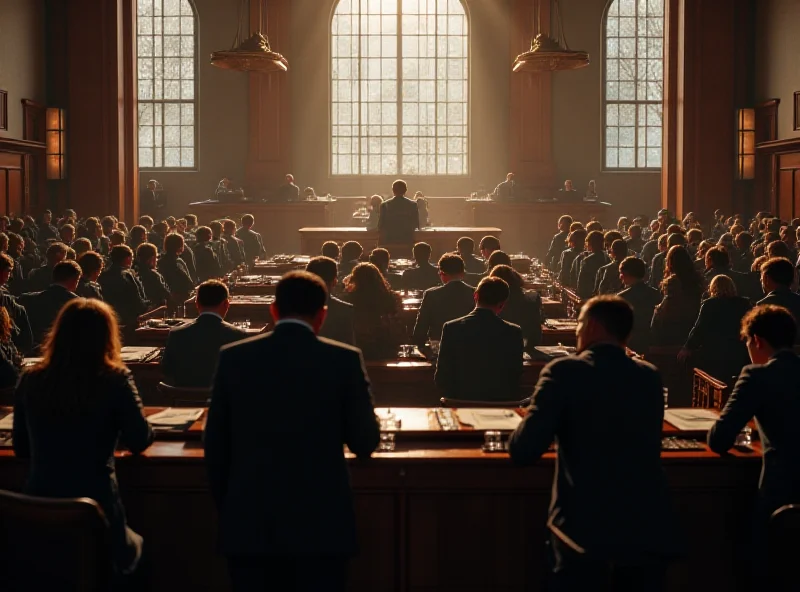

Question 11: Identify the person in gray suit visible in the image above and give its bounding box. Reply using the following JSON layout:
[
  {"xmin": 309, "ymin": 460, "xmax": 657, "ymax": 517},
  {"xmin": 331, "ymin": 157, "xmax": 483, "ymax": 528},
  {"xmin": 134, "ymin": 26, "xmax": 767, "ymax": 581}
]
[
  {"xmin": 306, "ymin": 256, "xmax": 355, "ymax": 346},
  {"xmin": 161, "ymin": 280, "xmax": 249, "ymax": 387},
  {"xmin": 378, "ymin": 179, "xmax": 419, "ymax": 248}
]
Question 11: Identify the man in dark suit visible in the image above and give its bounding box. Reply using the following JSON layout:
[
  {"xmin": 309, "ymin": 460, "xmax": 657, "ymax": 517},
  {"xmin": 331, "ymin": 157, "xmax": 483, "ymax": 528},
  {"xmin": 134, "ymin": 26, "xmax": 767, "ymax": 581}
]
[
  {"xmin": 402, "ymin": 242, "xmax": 441, "ymax": 291},
  {"xmin": 205, "ymin": 272, "xmax": 379, "ymax": 591},
  {"xmin": 158, "ymin": 233, "xmax": 195, "ymax": 303},
  {"xmin": 509, "ymin": 296, "xmax": 681, "ymax": 590},
  {"xmin": 192, "ymin": 226, "xmax": 223, "ymax": 282},
  {"xmin": 276, "ymin": 173, "xmax": 300, "ymax": 202},
  {"xmin": 626, "ymin": 223, "xmax": 645, "ymax": 255},
  {"xmin": 456, "ymin": 236, "xmax": 485, "ymax": 274},
  {"xmin": 704, "ymin": 246, "xmax": 759, "ymax": 302},
  {"xmin": 545, "ymin": 215, "xmax": 572, "ymax": 271},
  {"xmin": 368, "ymin": 248, "xmax": 403, "ymax": 289},
  {"xmin": 162, "ymin": 281, "xmax": 249, "ymax": 387},
  {"xmin": 98, "ymin": 245, "xmax": 150, "ymax": 329},
  {"xmin": 235, "ymin": 214, "xmax": 267, "ymax": 264},
  {"xmin": 618, "ymin": 257, "xmax": 663, "ymax": 355},
  {"xmin": 378, "ymin": 179, "xmax": 419, "ymax": 248},
  {"xmin": 557, "ymin": 229, "xmax": 586, "ymax": 288},
  {"xmin": 595, "ymin": 239, "xmax": 628, "ymax": 295},
  {"xmin": 76, "ymin": 251, "xmax": 104, "ymax": 300},
  {"xmin": 492, "ymin": 172, "xmax": 516, "ymax": 201},
  {"xmin": 757, "ymin": 257, "xmax": 800, "ymax": 342},
  {"xmin": 435, "ymin": 276, "xmax": 523, "ymax": 402},
  {"xmin": 576, "ymin": 231, "xmax": 608, "ymax": 300},
  {"xmin": 0, "ymin": 253, "xmax": 34, "ymax": 354},
  {"xmin": 26, "ymin": 242, "xmax": 68, "ymax": 293},
  {"xmin": 412, "ymin": 254, "xmax": 476, "ymax": 346},
  {"xmin": 222, "ymin": 220, "xmax": 246, "ymax": 268},
  {"xmin": 478, "ymin": 235, "xmax": 501, "ymax": 262},
  {"xmin": 306, "ymin": 256, "xmax": 355, "ymax": 345},
  {"xmin": 19, "ymin": 260, "xmax": 80, "ymax": 349},
  {"xmin": 649, "ymin": 232, "xmax": 685, "ymax": 289},
  {"xmin": 708, "ymin": 305, "xmax": 800, "ymax": 583},
  {"xmin": 136, "ymin": 243, "xmax": 172, "ymax": 308},
  {"xmin": 36, "ymin": 210, "xmax": 58, "ymax": 246}
]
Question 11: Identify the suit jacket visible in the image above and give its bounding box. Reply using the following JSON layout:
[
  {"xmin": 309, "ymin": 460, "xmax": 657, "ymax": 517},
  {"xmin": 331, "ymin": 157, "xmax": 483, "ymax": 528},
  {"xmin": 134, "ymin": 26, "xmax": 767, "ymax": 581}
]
[
  {"xmin": 648, "ymin": 251, "xmax": 666, "ymax": 289},
  {"xmin": 650, "ymin": 277, "xmax": 701, "ymax": 347},
  {"xmin": 76, "ymin": 278, "xmax": 103, "ymax": 300},
  {"xmin": 577, "ymin": 252, "xmax": 608, "ymax": 300},
  {"xmin": 222, "ymin": 232, "xmax": 246, "ymax": 267},
  {"xmin": 618, "ymin": 282, "xmax": 662, "ymax": 354},
  {"xmin": 500, "ymin": 289, "xmax": 543, "ymax": 351},
  {"xmin": 509, "ymin": 344, "xmax": 681, "ymax": 562},
  {"xmin": 138, "ymin": 267, "xmax": 172, "ymax": 307},
  {"xmin": 626, "ymin": 236, "xmax": 645, "ymax": 255},
  {"xmin": 204, "ymin": 323, "xmax": 380, "ymax": 556},
  {"xmin": 192, "ymin": 242, "xmax": 223, "ymax": 282},
  {"xmin": 179, "ymin": 247, "xmax": 198, "ymax": 284},
  {"xmin": 98, "ymin": 265, "xmax": 149, "ymax": 327},
  {"xmin": 545, "ymin": 231, "xmax": 568, "ymax": 271},
  {"xmin": 36, "ymin": 224, "xmax": 58, "ymax": 245},
  {"xmin": 402, "ymin": 262, "xmax": 441, "ymax": 292},
  {"xmin": 557, "ymin": 248, "xmax": 580, "ymax": 286},
  {"xmin": 435, "ymin": 308, "xmax": 524, "ymax": 402},
  {"xmin": 277, "ymin": 182, "xmax": 300, "ymax": 202},
  {"xmin": 494, "ymin": 179, "xmax": 515, "ymax": 200},
  {"xmin": 157, "ymin": 253, "xmax": 195, "ymax": 299},
  {"xmin": 7, "ymin": 256, "xmax": 26, "ymax": 296},
  {"xmin": 461, "ymin": 253, "xmax": 486, "ymax": 275},
  {"xmin": 378, "ymin": 196, "xmax": 419, "ymax": 246},
  {"xmin": 708, "ymin": 351, "xmax": 800, "ymax": 520},
  {"xmin": 162, "ymin": 314, "xmax": 249, "ymax": 387},
  {"xmin": 569, "ymin": 252, "xmax": 587, "ymax": 289},
  {"xmin": 1, "ymin": 288, "xmax": 33, "ymax": 354},
  {"xmin": 235, "ymin": 227, "xmax": 267, "ymax": 263},
  {"xmin": 411, "ymin": 280, "xmax": 475, "ymax": 346},
  {"xmin": 759, "ymin": 288, "xmax": 800, "ymax": 342},
  {"xmin": 18, "ymin": 285, "xmax": 78, "ymax": 348},
  {"xmin": 319, "ymin": 296, "xmax": 355, "ymax": 346},
  {"xmin": 13, "ymin": 368, "xmax": 153, "ymax": 568},
  {"xmin": 26, "ymin": 264, "xmax": 54, "ymax": 294},
  {"xmin": 641, "ymin": 240, "xmax": 659, "ymax": 265},
  {"xmin": 595, "ymin": 259, "xmax": 623, "ymax": 295},
  {"xmin": 684, "ymin": 296, "xmax": 751, "ymax": 381}
]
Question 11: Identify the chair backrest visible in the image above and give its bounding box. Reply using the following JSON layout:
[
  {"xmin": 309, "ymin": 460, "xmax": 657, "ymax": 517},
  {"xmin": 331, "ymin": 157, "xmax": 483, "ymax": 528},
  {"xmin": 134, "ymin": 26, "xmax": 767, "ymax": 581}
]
[
  {"xmin": 157, "ymin": 382, "xmax": 211, "ymax": 407},
  {"xmin": 0, "ymin": 489, "xmax": 112, "ymax": 591},
  {"xmin": 770, "ymin": 504, "xmax": 800, "ymax": 585},
  {"xmin": 691, "ymin": 368, "xmax": 731, "ymax": 410},
  {"xmin": 440, "ymin": 397, "xmax": 530, "ymax": 409}
]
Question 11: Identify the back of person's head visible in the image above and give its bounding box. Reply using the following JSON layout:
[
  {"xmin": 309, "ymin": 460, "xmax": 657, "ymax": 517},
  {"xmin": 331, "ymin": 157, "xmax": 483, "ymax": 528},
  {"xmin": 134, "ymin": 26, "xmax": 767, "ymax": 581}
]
[
  {"xmin": 101, "ymin": 216, "xmax": 116, "ymax": 232},
  {"xmin": 72, "ymin": 237, "xmax": 93, "ymax": 257},
  {"xmin": 619, "ymin": 256, "xmax": 646, "ymax": 281},
  {"xmin": 185, "ymin": 214, "xmax": 198, "ymax": 227},
  {"xmin": 195, "ymin": 226, "xmax": 212, "ymax": 243},
  {"xmin": 222, "ymin": 219, "xmax": 236, "ymax": 233},
  {"xmin": 741, "ymin": 305, "xmax": 796, "ymax": 351},
  {"xmin": 306, "ymin": 256, "xmax": 338, "ymax": 287},
  {"xmin": 705, "ymin": 246, "xmax": 730, "ymax": 269},
  {"xmin": 730, "ymin": 224, "xmax": 745, "ymax": 236},
  {"xmin": 78, "ymin": 251, "xmax": 104, "ymax": 278},
  {"xmin": 138, "ymin": 215, "xmax": 154, "ymax": 229},
  {"xmin": 569, "ymin": 221, "xmax": 584, "ymax": 232},
  {"xmin": 166, "ymin": 216, "xmax": 177, "ymax": 228},
  {"xmin": 0, "ymin": 253, "xmax": 13, "ymax": 274},
  {"xmin": 580, "ymin": 296, "xmax": 634, "ymax": 343},
  {"xmin": 130, "ymin": 225, "xmax": 147, "ymax": 244},
  {"xmin": 489, "ymin": 264, "xmax": 523, "ymax": 292},
  {"xmin": 667, "ymin": 224, "xmax": 683, "ymax": 235},
  {"xmin": 369, "ymin": 195, "xmax": 384, "ymax": 209},
  {"xmin": 241, "ymin": 214, "xmax": 255, "ymax": 228},
  {"xmin": 475, "ymin": 276, "xmax": 509, "ymax": 308},
  {"xmin": 457, "ymin": 236, "xmax": 474, "ymax": 255},
  {"xmin": 413, "ymin": 242, "xmax": 432, "ymax": 264},
  {"xmin": 617, "ymin": 216, "xmax": 630, "ymax": 229},
  {"xmin": 321, "ymin": 241, "xmax": 340, "ymax": 260},
  {"xmin": 709, "ymin": 274, "xmax": 737, "ymax": 298},
  {"xmin": 665, "ymin": 246, "xmax": 700, "ymax": 289},
  {"xmin": 52, "ymin": 260, "xmax": 82, "ymax": 285},
  {"xmin": 686, "ymin": 228, "xmax": 703, "ymax": 244},
  {"xmin": 628, "ymin": 224, "xmax": 642, "ymax": 238},
  {"xmin": 164, "ymin": 232, "xmax": 185, "ymax": 254},
  {"xmin": 196, "ymin": 280, "xmax": 229, "ymax": 309},
  {"xmin": 586, "ymin": 230, "xmax": 605, "ymax": 252},
  {"xmin": 558, "ymin": 215, "xmax": 573, "ymax": 227},
  {"xmin": 109, "ymin": 230, "xmax": 126, "ymax": 246},
  {"xmin": 569, "ymin": 228, "xmax": 587, "ymax": 248},
  {"xmin": 585, "ymin": 221, "xmax": 603, "ymax": 233},
  {"xmin": 341, "ymin": 240, "xmax": 363, "ymax": 262},
  {"xmin": 752, "ymin": 254, "xmax": 769, "ymax": 272},
  {"xmin": 761, "ymin": 257, "xmax": 795, "ymax": 288},
  {"xmin": 610, "ymin": 239, "xmax": 628, "ymax": 261},
  {"xmin": 274, "ymin": 271, "xmax": 328, "ymax": 320},
  {"xmin": 346, "ymin": 262, "xmax": 391, "ymax": 297},
  {"xmin": 153, "ymin": 221, "xmax": 168, "ymax": 235},
  {"xmin": 45, "ymin": 242, "xmax": 68, "ymax": 265},
  {"xmin": 369, "ymin": 248, "xmax": 390, "ymax": 271},
  {"xmin": 767, "ymin": 218, "xmax": 782, "ymax": 233},
  {"xmin": 604, "ymin": 230, "xmax": 623, "ymax": 247},
  {"xmin": 479, "ymin": 235, "xmax": 501, "ymax": 254},
  {"xmin": 767, "ymin": 240, "xmax": 792, "ymax": 260},
  {"xmin": 737, "ymin": 232, "xmax": 754, "ymax": 251},
  {"xmin": 487, "ymin": 250, "xmax": 512, "ymax": 269},
  {"xmin": 136, "ymin": 242, "xmax": 158, "ymax": 265},
  {"xmin": 392, "ymin": 179, "xmax": 408, "ymax": 196},
  {"xmin": 59, "ymin": 223, "xmax": 75, "ymax": 239},
  {"xmin": 8, "ymin": 232, "xmax": 24, "ymax": 252},
  {"xmin": 657, "ymin": 233, "xmax": 669, "ymax": 249},
  {"xmin": 209, "ymin": 221, "xmax": 223, "ymax": 237},
  {"xmin": 109, "ymin": 244, "xmax": 134, "ymax": 266},
  {"xmin": 667, "ymin": 232, "xmax": 687, "ymax": 248},
  {"xmin": 438, "ymin": 253, "xmax": 465, "ymax": 277}
]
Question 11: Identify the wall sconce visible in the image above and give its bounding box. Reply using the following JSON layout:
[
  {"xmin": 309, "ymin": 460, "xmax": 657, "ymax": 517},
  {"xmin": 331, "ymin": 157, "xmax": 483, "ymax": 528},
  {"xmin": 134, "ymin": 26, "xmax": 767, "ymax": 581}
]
[
  {"xmin": 46, "ymin": 107, "xmax": 66, "ymax": 180},
  {"xmin": 737, "ymin": 108, "xmax": 755, "ymax": 181}
]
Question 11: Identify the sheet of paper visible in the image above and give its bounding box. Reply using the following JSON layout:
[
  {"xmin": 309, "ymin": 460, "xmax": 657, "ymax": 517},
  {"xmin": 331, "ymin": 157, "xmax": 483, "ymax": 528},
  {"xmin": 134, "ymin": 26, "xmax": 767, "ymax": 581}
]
[
  {"xmin": 456, "ymin": 409, "xmax": 522, "ymax": 431},
  {"xmin": 23, "ymin": 357, "xmax": 42, "ymax": 367},
  {"xmin": 0, "ymin": 412, "xmax": 13, "ymax": 431},
  {"xmin": 147, "ymin": 408, "xmax": 204, "ymax": 426},
  {"xmin": 120, "ymin": 346, "xmax": 160, "ymax": 362},
  {"xmin": 664, "ymin": 408, "xmax": 720, "ymax": 431},
  {"xmin": 375, "ymin": 408, "xmax": 431, "ymax": 431}
]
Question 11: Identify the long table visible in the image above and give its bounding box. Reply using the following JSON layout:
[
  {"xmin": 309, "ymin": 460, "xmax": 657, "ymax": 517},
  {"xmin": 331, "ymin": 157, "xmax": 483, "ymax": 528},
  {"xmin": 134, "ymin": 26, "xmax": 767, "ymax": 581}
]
[{"xmin": 0, "ymin": 415, "xmax": 761, "ymax": 592}]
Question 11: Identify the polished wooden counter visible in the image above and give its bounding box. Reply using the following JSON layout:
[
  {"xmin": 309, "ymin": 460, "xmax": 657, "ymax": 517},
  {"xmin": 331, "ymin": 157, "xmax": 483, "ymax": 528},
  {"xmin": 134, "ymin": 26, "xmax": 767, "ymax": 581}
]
[
  {"xmin": 470, "ymin": 200, "xmax": 613, "ymax": 258},
  {"xmin": 0, "ymin": 431, "xmax": 761, "ymax": 592}
]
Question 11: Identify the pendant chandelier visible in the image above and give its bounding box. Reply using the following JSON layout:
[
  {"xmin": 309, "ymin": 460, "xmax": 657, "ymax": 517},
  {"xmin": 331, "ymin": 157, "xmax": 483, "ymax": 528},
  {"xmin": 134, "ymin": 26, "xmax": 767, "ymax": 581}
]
[
  {"xmin": 513, "ymin": 0, "xmax": 589, "ymax": 73},
  {"xmin": 211, "ymin": 0, "xmax": 288, "ymax": 73}
]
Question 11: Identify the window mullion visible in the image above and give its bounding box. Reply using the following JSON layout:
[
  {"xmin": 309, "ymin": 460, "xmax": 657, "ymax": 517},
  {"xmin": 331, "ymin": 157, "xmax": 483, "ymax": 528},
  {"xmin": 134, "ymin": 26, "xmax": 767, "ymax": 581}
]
[{"xmin": 396, "ymin": 7, "xmax": 402, "ymax": 175}]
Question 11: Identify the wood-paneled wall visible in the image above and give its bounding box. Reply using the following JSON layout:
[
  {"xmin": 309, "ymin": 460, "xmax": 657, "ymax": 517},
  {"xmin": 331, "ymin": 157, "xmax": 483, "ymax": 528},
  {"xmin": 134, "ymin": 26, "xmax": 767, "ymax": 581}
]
[
  {"xmin": 756, "ymin": 137, "xmax": 800, "ymax": 220},
  {"xmin": 0, "ymin": 138, "xmax": 45, "ymax": 216}
]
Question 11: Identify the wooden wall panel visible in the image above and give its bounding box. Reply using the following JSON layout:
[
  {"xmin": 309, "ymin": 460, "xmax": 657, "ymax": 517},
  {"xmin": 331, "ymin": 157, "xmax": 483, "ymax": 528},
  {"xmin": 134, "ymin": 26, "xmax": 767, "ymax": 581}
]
[
  {"xmin": 0, "ymin": 138, "xmax": 45, "ymax": 215},
  {"xmin": 756, "ymin": 137, "xmax": 800, "ymax": 218}
]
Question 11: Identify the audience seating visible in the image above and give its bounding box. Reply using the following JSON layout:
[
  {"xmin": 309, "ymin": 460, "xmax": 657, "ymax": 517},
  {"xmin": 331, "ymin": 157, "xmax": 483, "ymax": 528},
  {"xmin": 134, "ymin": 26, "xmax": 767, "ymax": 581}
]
[
  {"xmin": 156, "ymin": 382, "xmax": 211, "ymax": 407},
  {"xmin": 0, "ymin": 489, "xmax": 113, "ymax": 591}
]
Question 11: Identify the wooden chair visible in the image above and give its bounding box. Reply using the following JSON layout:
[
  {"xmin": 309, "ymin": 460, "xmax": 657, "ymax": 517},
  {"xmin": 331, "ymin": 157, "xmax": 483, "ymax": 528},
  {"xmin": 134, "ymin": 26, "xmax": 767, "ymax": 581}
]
[
  {"xmin": 156, "ymin": 382, "xmax": 211, "ymax": 407},
  {"xmin": 440, "ymin": 397, "xmax": 531, "ymax": 409},
  {"xmin": 691, "ymin": 368, "xmax": 731, "ymax": 410},
  {"xmin": 769, "ymin": 504, "xmax": 800, "ymax": 586},
  {"xmin": 0, "ymin": 489, "xmax": 113, "ymax": 591}
]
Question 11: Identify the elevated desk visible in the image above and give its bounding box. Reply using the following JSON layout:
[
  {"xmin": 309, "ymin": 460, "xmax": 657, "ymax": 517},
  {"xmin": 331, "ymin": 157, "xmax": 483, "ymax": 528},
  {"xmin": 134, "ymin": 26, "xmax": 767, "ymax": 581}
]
[
  {"xmin": 299, "ymin": 227, "xmax": 502, "ymax": 258},
  {"xmin": 470, "ymin": 200, "xmax": 613, "ymax": 258}
]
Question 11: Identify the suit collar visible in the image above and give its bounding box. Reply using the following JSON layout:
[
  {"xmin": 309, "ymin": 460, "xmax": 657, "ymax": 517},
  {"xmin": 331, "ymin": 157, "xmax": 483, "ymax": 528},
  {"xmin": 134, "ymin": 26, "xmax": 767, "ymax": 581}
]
[
  {"xmin": 582, "ymin": 342, "xmax": 627, "ymax": 357},
  {"xmin": 769, "ymin": 349, "xmax": 797, "ymax": 363}
]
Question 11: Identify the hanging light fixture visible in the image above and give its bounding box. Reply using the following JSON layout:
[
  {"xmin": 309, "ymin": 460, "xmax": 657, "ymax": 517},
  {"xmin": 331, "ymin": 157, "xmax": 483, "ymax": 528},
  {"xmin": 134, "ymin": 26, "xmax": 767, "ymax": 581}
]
[
  {"xmin": 211, "ymin": 0, "xmax": 288, "ymax": 73},
  {"xmin": 513, "ymin": 0, "xmax": 589, "ymax": 73}
]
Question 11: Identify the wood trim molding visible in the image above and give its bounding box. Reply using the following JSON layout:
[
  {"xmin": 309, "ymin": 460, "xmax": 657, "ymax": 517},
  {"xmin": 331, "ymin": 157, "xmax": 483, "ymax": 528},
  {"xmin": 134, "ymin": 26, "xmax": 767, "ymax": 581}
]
[
  {"xmin": 21, "ymin": 99, "xmax": 46, "ymax": 143},
  {"xmin": 756, "ymin": 137, "xmax": 800, "ymax": 154},
  {"xmin": 0, "ymin": 137, "xmax": 46, "ymax": 153},
  {"xmin": 0, "ymin": 90, "xmax": 7, "ymax": 131}
]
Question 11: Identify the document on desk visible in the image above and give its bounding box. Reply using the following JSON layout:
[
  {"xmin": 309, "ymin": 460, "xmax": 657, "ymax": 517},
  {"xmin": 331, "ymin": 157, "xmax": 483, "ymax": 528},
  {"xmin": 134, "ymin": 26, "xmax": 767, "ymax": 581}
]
[
  {"xmin": 374, "ymin": 408, "xmax": 431, "ymax": 431},
  {"xmin": 120, "ymin": 346, "xmax": 160, "ymax": 363},
  {"xmin": 147, "ymin": 408, "xmax": 204, "ymax": 427},
  {"xmin": 664, "ymin": 408, "xmax": 720, "ymax": 431},
  {"xmin": 456, "ymin": 409, "xmax": 522, "ymax": 430},
  {"xmin": 0, "ymin": 412, "xmax": 13, "ymax": 431}
]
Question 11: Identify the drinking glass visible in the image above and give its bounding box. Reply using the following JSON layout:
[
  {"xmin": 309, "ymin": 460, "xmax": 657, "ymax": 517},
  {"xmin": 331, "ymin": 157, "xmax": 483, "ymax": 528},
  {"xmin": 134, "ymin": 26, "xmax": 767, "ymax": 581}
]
[
  {"xmin": 483, "ymin": 430, "xmax": 504, "ymax": 452},
  {"xmin": 736, "ymin": 426, "xmax": 753, "ymax": 447},
  {"xmin": 378, "ymin": 431, "xmax": 396, "ymax": 452}
]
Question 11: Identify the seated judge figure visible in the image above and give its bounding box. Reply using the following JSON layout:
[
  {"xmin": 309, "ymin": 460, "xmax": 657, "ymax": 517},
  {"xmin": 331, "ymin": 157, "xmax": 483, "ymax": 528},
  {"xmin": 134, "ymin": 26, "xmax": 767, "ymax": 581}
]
[
  {"xmin": 585, "ymin": 179, "xmax": 598, "ymax": 200},
  {"xmin": 13, "ymin": 299, "xmax": 154, "ymax": 578},
  {"xmin": 205, "ymin": 272, "xmax": 380, "ymax": 592},
  {"xmin": 276, "ymin": 173, "xmax": 301, "ymax": 202},
  {"xmin": 509, "ymin": 296, "xmax": 682, "ymax": 590},
  {"xmin": 412, "ymin": 253, "xmax": 476, "ymax": 347},
  {"xmin": 19, "ymin": 260, "xmax": 81, "ymax": 349},
  {"xmin": 402, "ymin": 242, "xmax": 441, "ymax": 292},
  {"xmin": 161, "ymin": 280, "xmax": 249, "ymax": 388},
  {"xmin": 378, "ymin": 179, "xmax": 419, "ymax": 248},
  {"xmin": 557, "ymin": 179, "xmax": 580, "ymax": 202},
  {"xmin": 306, "ymin": 256, "xmax": 355, "ymax": 346},
  {"xmin": 435, "ymin": 276, "xmax": 524, "ymax": 402},
  {"xmin": 493, "ymin": 173, "xmax": 516, "ymax": 201}
]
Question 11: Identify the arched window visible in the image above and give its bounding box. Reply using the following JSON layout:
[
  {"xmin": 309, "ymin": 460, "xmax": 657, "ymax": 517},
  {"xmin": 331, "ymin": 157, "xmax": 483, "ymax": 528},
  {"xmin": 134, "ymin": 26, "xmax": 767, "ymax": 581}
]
[
  {"xmin": 603, "ymin": 0, "xmax": 663, "ymax": 170},
  {"xmin": 137, "ymin": 0, "xmax": 197, "ymax": 169},
  {"xmin": 331, "ymin": 0, "xmax": 468, "ymax": 176}
]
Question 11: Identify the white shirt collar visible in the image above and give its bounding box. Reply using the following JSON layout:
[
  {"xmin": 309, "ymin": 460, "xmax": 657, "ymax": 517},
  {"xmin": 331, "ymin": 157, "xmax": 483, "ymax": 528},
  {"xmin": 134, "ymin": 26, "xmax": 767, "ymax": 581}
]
[{"xmin": 275, "ymin": 318, "xmax": 314, "ymax": 332}]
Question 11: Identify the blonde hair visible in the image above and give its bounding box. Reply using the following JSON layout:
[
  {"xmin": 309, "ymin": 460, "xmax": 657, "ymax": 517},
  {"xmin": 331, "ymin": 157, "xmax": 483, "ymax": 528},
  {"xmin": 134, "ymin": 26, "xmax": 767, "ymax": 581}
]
[
  {"xmin": 709, "ymin": 274, "xmax": 737, "ymax": 298},
  {"xmin": 369, "ymin": 195, "xmax": 383, "ymax": 209}
]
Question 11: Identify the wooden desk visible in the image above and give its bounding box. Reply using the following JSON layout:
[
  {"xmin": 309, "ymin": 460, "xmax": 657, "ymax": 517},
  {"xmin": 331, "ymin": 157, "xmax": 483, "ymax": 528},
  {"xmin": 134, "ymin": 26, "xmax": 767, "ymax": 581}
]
[
  {"xmin": 470, "ymin": 200, "xmax": 613, "ymax": 258},
  {"xmin": 0, "ymin": 436, "xmax": 761, "ymax": 592},
  {"xmin": 299, "ymin": 227, "xmax": 502, "ymax": 258},
  {"xmin": 188, "ymin": 201, "xmax": 334, "ymax": 255}
]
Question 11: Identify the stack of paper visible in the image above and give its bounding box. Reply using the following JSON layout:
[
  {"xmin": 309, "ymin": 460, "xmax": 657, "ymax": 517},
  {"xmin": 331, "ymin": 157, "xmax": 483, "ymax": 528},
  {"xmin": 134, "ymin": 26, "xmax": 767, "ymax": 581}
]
[
  {"xmin": 147, "ymin": 408, "xmax": 204, "ymax": 427},
  {"xmin": 664, "ymin": 408, "xmax": 720, "ymax": 431},
  {"xmin": 456, "ymin": 409, "xmax": 522, "ymax": 430}
]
